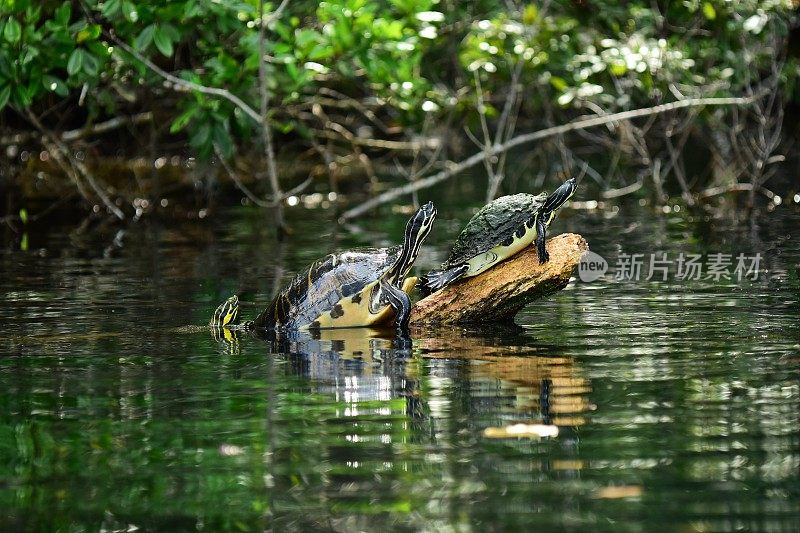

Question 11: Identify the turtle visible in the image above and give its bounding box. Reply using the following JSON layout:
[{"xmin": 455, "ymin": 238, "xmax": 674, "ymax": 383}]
[
  {"xmin": 419, "ymin": 177, "xmax": 577, "ymax": 296},
  {"xmin": 210, "ymin": 202, "xmax": 437, "ymax": 336}
]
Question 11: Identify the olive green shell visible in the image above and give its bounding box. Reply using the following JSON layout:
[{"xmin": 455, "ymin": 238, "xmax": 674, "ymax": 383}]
[
  {"xmin": 252, "ymin": 247, "xmax": 400, "ymax": 330},
  {"xmin": 442, "ymin": 192, "xmax": 547, "ymax": 268}
]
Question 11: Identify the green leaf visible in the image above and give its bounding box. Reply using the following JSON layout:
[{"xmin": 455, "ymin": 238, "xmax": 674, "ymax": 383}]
[
  {"xmin": 702, "ymin": 2, "xmax": 716, "ymax": 20},
  {"xmin": 20, "ymin": 46, "xmax": 39, "ymax": 65},
  {"xmin": 213, "ymin": 123, "xmax": 233, "ymax": 158},
  {"xmin": 307, "ymin": 44, "xmax": 333, "ymax": 61},
  {"xmin": 13, "ymin": 84, "xmax": 32, "ymax": 107},
  {"xmin": 82, "ymin": 52, "xmax": 100, "ymax": 77},
  {"xmin": 333, "ymin": 16, "xmax": 354, "ymax": 49},
  {"xmin": 610, "ymin": 62, "xmax": 627, "ymax": 76},
  {"xmin": 160, "ymin": 23, "xmax": 180, "ymax": 42},
  {"xmin": 0, "ymin": 85, "xmax": 10, "ymax": 110},
  {"xmin": 190, "ymin": 121, "xmax": 212, "ymax": 149},
  {"xmin": 549, "ymin": 76, "xmax": 568, "ymax": 92},
  {"xmin": 43, "ymin": 75, "xmax": 69, "ymax": 97},
  {"xmin": 86, "ymin": 41, "xmax": 110, "ymax": 59},
  {"xmin": 102, "ymin": 0, "xmax": 122, "ymax": 18},
  {"xmin": 170, "ymin": 106, "xmax": 198, "ymax": 133},
  {"xmin": 153, "ymin": 26, "xmax": 174, "ymax": 57},
  {"xmin": 135, "ymin": 24, "xmax": 155, "ymax": 51},
  {"xmin": 522, "ymin": 4, "xmax": 538, "ymax": 25},
  {"xmin": 121, "ymin": 0, "xmax": 138, "ymax": 22},
  {"xmin": 55, "ymin": 3, "xmax": 72, "ymax": 25},
  {"xmin": 295, "ymin": 29, "xmax": 320, "ymax": 50},
  {"xmin": 4, "ymin": 19, "xmax": 21, "ymax": 44},
  {"xmin": 286, "ymin": 61, "xmax": 299, "ymax": 82},
  {"xmin": 67, "ymin": 48, "xmax": 83, "ymax": 76},
  {"xmin": 76, "ymin": 24, "xmax": 101, "ymax": 43}
]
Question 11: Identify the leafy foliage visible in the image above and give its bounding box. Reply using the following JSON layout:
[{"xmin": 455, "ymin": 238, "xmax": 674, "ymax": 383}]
[{"xmin": 0, "ymin": 0, "xmax": 795, "ymax": 160}]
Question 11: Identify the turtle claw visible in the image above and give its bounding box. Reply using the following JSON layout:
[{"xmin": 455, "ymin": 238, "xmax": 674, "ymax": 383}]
[
  {"xmin": 538, "ymin": 249, "xmax": 550, "ymax": 264},
  {"xmin": 419, "ymin": 264, "xmax": 469, "ymax": 296}
]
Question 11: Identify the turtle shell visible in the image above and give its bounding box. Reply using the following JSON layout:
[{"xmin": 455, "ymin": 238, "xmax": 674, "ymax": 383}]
[
  {"xmin": 443, "ymin": 193, "xmax": 547, "ymax": 268},
  {"xmin": 253, "ymin": 247, "xmax": 401, "ymax": 330}
]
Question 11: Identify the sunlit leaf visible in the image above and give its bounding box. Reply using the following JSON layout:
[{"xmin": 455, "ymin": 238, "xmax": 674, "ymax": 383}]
[
  {"xmin": 549, "ymin": 76, "xmax": 568, "ymax": 92},
  {"xmin": 121, "ymin": 0, "xmax": 138, "ymax": 23},
  {"xmin": 76, "ymin": 24, "xmax": 101, "ymax": 44},
  {"xmin": 3, "ymin": 19, "xmax": 22, "ymax": 44},
  {"xmin": 557, "ymin": 91, "xmax": 574, "ymax": 106},
  {"xmin": 702, "ymin": 2, "xmax": 716, "ymax": 20},
  {"xmin": 610, "ymin": 62, "xmax": 627, "ymax": 76},
  {"xmin": 522, "ymin": 4, "xmax": 538, "ymax": 25},
  {"xmin": 307, "ymin": 44, "xmax": 333, "ymax": 61}
]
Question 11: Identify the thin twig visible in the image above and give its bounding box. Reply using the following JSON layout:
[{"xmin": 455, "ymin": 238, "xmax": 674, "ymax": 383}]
[
  {"xmin": 308, "ymin": 127, "xmax": 439, "ymax": 150},
  {"xmin": 699, "ymin": 182, "xmax": 775, "ymax": 200},
  {"xmin": 602, "ymin": 180, "xmax": 643, "ymax": 199},
  {"xmin": 258, "ymin": 0, "xmax": 286, "ymax": 236},
  {"xmin": 23, "ymin": 108, "xmax": 125, "ymax": 220},
  {"xmin": 215, "ymin": 145, "xmax": 271, "ymax": 207},
  {"xmin": 1, "ymin": 112, "xmax": 153, "ymax": 145},
  {"xmin": 339, "ymin": 94, "xmax": 763, "ymax": 221},
  {"xmin": 472, "ymin": 70, "xmax": 498, "ymax": 198},
  {"xmin": 215, "ymin": 145, "xmax": 314, "ymax": 207}
]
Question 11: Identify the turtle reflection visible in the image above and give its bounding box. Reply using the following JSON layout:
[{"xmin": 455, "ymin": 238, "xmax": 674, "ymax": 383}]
[{"xmin": 419, "ymin": 334, "xmax": 591, "ymax": 428}]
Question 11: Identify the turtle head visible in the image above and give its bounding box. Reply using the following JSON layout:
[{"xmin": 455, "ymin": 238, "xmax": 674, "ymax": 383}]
[
  {"xmin": 388, "ymin": 202, "xmax": 437, "ymax": 284},
  {"xmin": 406, "ymin": 201, "xmax": 437, "ymax": 245},
  {"xmin": 541, "ymin": 177, "xmax": 577, "ymax": 224},
  {"xmin": 210, "ymin": 295, "xmax": 240, "ymax": 327}
]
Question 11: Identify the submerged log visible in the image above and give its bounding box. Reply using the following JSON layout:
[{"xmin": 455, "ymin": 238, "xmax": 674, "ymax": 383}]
[{"xmin": 410, "ymin": 233, "xmax": 588, "ymax": 326}]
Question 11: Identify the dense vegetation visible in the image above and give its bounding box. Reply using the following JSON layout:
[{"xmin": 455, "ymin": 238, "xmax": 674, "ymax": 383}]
[{"xmin": 0, "ymin": 0, "xmax": 797, "ymax": 222}]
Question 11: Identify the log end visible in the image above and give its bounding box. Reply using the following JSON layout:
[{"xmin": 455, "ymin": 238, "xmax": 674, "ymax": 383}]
[{"xmin": 410, "ymin": 233, "xmax": 588, "ymax": 326}]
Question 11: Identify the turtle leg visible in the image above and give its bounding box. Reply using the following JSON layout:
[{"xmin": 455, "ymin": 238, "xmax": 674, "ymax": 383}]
[
  {"xmin": 536, "ymin": 216, "xmax": 549, "ymax": 263},
  {"xmin": 419, "ymin": 264, "xmax": 469, "ymax": 296},
  {"xmin": 380, "ymin": 278, "xmax": 412, "ymax": 336}
]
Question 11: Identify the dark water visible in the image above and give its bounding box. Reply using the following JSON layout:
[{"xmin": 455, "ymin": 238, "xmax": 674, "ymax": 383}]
[{"xmin": 2, "ymin": 192, "xmax": 800, "ymax": 531}]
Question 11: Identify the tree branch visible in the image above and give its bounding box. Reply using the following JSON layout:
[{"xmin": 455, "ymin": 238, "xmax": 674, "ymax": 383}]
[
  {"xmin": 108, "ymin": 34, "xmax": 262, "ymax": 124},
  {"xmin": 339, "ymin": 94, "xmax": 764, "ymax": 222},
  {"xmin": 1, "ymin": 112, "xmax": 153, "ymax": 145}
]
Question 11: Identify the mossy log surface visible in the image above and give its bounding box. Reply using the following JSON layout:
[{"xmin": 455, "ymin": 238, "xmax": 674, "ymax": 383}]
[{"xmin": 410, "ymin": 233, "xmax": 588, "ymax": 326}]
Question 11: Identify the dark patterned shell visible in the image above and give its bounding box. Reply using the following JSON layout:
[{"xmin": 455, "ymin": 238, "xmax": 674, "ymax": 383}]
[
  {"xmin": 443, "ymin": 193, "xmax": 547, "ymax": 267},
  {"xmin": 253, "ymin": 247, "xmax": 400, "ymax": 329}
]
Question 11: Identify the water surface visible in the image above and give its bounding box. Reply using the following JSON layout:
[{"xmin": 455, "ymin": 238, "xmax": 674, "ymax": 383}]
[{"xmin": 2, "ymin": 194, "xmax": 799, "ymax": 531}]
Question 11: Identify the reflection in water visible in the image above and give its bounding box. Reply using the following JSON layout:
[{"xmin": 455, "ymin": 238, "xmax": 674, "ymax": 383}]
[
  {"xmin": 1, "ymin": 205, "xmax": 800, "ymax": 530},
  {"xmin": 419, "ymin": 333, "xmax": 591, "ymax": 427}
]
